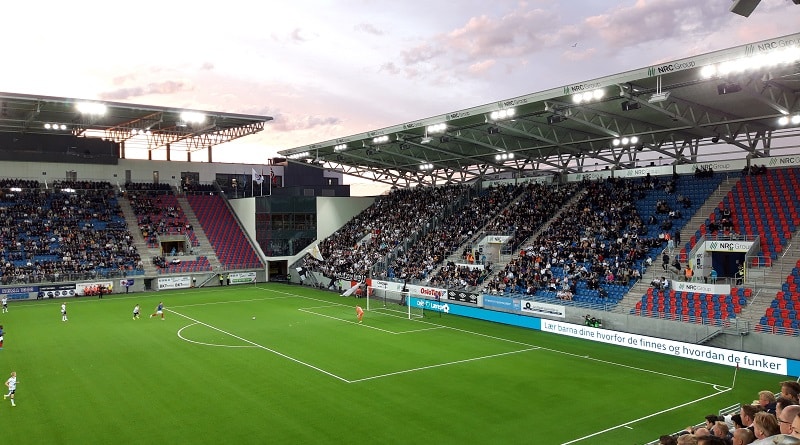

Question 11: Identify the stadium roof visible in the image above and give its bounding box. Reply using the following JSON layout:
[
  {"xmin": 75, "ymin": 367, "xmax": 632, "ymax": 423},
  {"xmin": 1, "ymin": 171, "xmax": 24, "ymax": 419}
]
[
  {"xmin": 0, "ymin": 92, "xmax": 272, "ymax": 152},
  {"xmin": 280, "ymin": 32, "xmax": 800, "ymax": 188}
]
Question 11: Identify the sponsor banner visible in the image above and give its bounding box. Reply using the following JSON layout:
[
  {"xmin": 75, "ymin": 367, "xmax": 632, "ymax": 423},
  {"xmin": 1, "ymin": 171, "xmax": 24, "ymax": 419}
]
[
  {"xmin": 334, "ymin": 272, "xmax": 367, "ymax": 282},
  {"xmin": 694, "ymin": 245, "xmax": 708, "ymax": 277},
  {"xmin": 7, "ymin": 292, "xmax": 30, "ymax": 300},
  {"xmin": 482, "ymin": 235, "xmax": 509, "ymax": 244},
  {"xmin": 40, "ymin": 284, "xmax": 77, "ymax": 299},
  {"xmin": 1, "ymin": 286, "xmax": 37, "ymax": 295},
  {"xmin": 562, "ymin": 81, "xmax": 603, "ymax": 95},
  {"xmin": 369, "ymin": 279, "xmax": 406, "ymax": 293},
  {"xmin": 706, "ymin": 240, "xmax": 754, "ymax": 253},
  {"xmin": 565, "ymin": 170, "xmax": 613, "ymax": 183},
  {"xmin": 483, "ymin": 295, "xmax": 519, "ymax": 311},
  {"xmin": 520, "ymin": 300, "xmax": 566, "ymax": 318},
  {"xmin": 647, "ymin": 59, "xmax": 697, "ymax": 77},
  {"xmin": 673, "ymin": 281, "xmax": 731, "ymax": 295},
  {"xmin": 455, "ymin": 263, "xmax": 484, "ymax": 270},
  {"xmin": 446, "ymin": 290, "xmax": 481, "ymax": 306},
  {"xmin": 540, "ymin": 319, "xmax": 787, "ymax": 375},
  {"xmin": 767, "ymin": 154, "xmax": 800, "ymax": 168},
  {"xmin": 405, "ymin": 284, "xmax": 446, "ymax": 301},
  {"xmin": 77, "ymin": 281, "xmax": 113, "ymax": 296},
  {"xmin": 409, "ymin": 297, "xmax": 450, "ymax": 314},
  {"xmin": 745, "ymin": 37, "xmax": 800, "ymax": 57},
  {"xmin": 408, "ymin": 297, "xmax": 541, "ymax": 329},
  {"xmin": 674, "ymin": 159, "xmax": 746, "ymax": 174},
  {"xmin": 615, "ymin": 165, "xmax": 673, "ymax": 178},
  {"xmin": 157, "ymin": 276, "xmax": 192, "ymax": 290},
  {"xmin": 229, "ymin": 272, "xmax": 257, "ymax": 285},
  {"xmin": 120, "ymin": 279, "xmax": 134, "ymax": 287}
]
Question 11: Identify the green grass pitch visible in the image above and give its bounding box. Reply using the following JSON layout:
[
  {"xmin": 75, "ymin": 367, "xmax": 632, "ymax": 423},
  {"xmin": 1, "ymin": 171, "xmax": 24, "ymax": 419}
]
[{"xmin": 0, "ymin": 284, "xmax": 782, "ymax": 444}]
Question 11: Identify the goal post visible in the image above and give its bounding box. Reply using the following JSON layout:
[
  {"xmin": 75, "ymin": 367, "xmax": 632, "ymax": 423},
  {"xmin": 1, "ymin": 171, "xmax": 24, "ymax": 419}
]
[{"xmin": 366, "ymin": 286, "xmax": 423, "ymax": 319}]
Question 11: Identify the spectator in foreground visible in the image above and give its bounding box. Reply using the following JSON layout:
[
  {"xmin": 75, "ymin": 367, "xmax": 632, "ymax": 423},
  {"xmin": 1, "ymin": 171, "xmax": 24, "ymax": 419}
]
[
  {"xmin": 696, "ymin": 435, "xmax": 727, "ymax": 445},
  {"xmin": 660, "ymin": 434, "xmax": 678, "ymax": 445},
  {"xmin": 753, "ymin": 412, "xmax": 780, "ymax": 441},
  {"xmin": 779, "ymin": 405, "xmax": 800, "ymax": 436},
  {"xmin": 732, "ymin": 428, "xmax": 755, "ymax": 445},
  {"xmin": 742, "ymin": 405, "xmax": 765, "ymax": 431}
]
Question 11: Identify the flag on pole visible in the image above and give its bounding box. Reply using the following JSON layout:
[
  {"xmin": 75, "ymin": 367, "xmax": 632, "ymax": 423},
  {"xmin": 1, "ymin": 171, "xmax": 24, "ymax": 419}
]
[
  {"xmin": 252, "ymin": 168, "xmax": 264, "ymax": 185},
  {"xmin": 309, "ymin": 243, "xmax": 324, "ymax": 261},
  {"xmin": 341, "ymin": 282, "xmax": 360, "ymax": 297}
]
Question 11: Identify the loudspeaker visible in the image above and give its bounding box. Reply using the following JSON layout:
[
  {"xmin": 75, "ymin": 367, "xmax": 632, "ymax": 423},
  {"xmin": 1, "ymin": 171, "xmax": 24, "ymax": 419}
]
[{"xmin": 730, "ymin": 0, "xmax": 761, "ymax": 17}]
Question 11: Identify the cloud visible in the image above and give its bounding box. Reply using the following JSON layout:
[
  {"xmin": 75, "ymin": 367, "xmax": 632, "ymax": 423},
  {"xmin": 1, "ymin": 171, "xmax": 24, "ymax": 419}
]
[
  {"xmin": 200, "ymin": 62, "xmax": 214, "ymax": 71},
  {"xmin": 354, "ymin": 23, "xmax": 384, "ymax": 36},
  {"xmin": 99, "ymin": 80, "xmax": 192, "ymax": 100},
  {"xmin": 581, "ymin": 1, "xmax": 727, "ymax": 49},
  {"xmin": 267, "ymin": 112, "xmax": 342, "ymax": 132},
  {"xmin": 468, "ymin": 59, "xmax": 496, "ymax": 75},
  {"xmin": 390, "ymin": 7, "xmax": 559, "ymax": 80}
]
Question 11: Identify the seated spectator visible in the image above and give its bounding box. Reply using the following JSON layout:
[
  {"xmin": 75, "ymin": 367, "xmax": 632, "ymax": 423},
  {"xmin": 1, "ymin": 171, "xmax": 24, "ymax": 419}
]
[
  {"xmin": 780, "ymin": 381, "xmax": 800, "ymax": 405},
  {"xmin": 711, "ymin": 421, "xmax": 731, "ymax": 442},
  {"xmin": 731, "ymin": 414, "xmax": 746, "ymax": 430},
  {"xmin": 660, "ymin": 434, "xmax": 679, "ymax": 445},
  {"xmin": 779, "ymin": 405, "xmax": 800, "ymax": 436},
  {"xmin": 758, "ymin": 390, "xmax": 778, "ymax": 415},
  {"xmin": 732, "ymin": 428, "xmax": 755, "ymax": 444},
  {"xmin": 741, "ymin": 404, "xmax": 764, "ymax": 431},
  {"xmin": 696, "ymin": 436, "xmax": 726, "ymax": 445},
  {"xmin": 753, "ymin": 411, "xmax": 780, "ymax": 441}
]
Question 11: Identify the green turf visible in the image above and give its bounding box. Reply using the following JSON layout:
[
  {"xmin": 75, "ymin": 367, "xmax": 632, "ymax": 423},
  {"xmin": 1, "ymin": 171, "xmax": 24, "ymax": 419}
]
[{"xmin": 0, "ymin": 284, "xmax": 783, "ymax": 444}]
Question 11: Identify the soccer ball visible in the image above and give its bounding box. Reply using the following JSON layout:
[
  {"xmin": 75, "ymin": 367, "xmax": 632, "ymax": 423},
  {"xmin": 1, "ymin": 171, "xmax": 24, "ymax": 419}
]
[{"xmin": 252, "ymin": 316, "xmax": 256, "ymax": 320}]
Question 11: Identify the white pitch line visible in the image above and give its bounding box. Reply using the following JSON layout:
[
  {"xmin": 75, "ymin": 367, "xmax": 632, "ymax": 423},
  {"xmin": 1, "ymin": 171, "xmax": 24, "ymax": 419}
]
[
  {"xmin": 176, "ymin": 323, "xmax": 256, "ymax": 348},
  {"xmin": 168, "ymin": 308, "xmax": 350, "ymax": 383},
  {"xmin": 393, "ymin": 326, "xmax": 446, "ymax": 334},
  {"xmin": 560, "ymin": 386, "xmax": 731, "ymax": 445},
  {"xmin": 171, "ymin": 296, "xmax": 291, "ymax": 308},
  {"xmin": 298, "ymin": 307, "xmax": 446, "ymax": 335},
  {"xmin": 297, "ymin": 308, "xmax": 398, "ymax": 334},
  {"xmin": 349, "ymin": 348, "xmax": 538, "ymax": 383}
]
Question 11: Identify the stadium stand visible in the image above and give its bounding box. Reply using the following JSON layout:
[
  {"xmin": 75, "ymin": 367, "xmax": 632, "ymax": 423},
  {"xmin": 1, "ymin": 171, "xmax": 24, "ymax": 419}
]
[{"xmin": 185, "ymin": 194, "xmax": 262, "ymax": 269}]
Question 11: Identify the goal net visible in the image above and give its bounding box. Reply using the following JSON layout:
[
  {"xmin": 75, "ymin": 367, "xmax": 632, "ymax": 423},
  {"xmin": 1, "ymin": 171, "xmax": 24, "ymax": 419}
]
[{"xmin": 366, "ymin": 286, "xmax": 423, "ymax": 320}]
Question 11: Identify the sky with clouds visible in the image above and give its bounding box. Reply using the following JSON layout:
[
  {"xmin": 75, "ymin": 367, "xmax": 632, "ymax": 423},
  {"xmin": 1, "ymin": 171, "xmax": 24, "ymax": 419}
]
[{"xmin": 2, "ymin": 0, "xmax": 798, "ymax": 180}]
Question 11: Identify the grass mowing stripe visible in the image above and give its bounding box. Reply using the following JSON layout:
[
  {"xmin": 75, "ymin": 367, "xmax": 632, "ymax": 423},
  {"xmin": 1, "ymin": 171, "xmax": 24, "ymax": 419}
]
[
  {"xmin": 349, "ymin": 347, "xmax": 539, "ymax": 383},
  {"xmin": 168, "ymin": 307, "xmax": 351, "ymax": 382}
]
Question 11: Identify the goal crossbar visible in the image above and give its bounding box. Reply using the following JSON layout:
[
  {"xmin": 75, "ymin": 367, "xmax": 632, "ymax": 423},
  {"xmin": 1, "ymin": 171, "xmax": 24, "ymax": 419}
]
[{"xmin": 366, "ymin": 286, "xmax": 422, "ymax": 319}]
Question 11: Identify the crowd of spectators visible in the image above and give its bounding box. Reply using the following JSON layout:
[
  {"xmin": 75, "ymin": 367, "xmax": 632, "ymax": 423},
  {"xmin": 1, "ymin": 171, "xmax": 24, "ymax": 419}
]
[
  {"xmin": 657, "ymin": 381, "xmax": 800, "ymax": 444},
  {"xmin": 742, "ymin": 164, "xmax": 768, "ymax": 176},
  {"xmin": 428, "ymin": 181, "xmax": 580, "ymax": 289},
  {"xmin": 385, "ymin": 183, "xmax": 522, "ymax": 282},
  {"xmin": 304, "ymin": 184, "xmax": 473, "ymax": 280},
  {"xmin": 0, "ymin": 180, "xmax": 142, "ymax": 284},
  {"xmin": 482, "ymin": 176, "xmax": 663, "ymax": 297},
  {"xmin": 127, "ymin": 185, "xmax": 195, "ymax": 248}
]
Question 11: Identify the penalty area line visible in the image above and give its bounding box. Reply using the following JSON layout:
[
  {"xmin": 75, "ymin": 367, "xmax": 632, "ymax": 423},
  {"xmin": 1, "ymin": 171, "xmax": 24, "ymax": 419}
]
[
  {"xmin": 168, "ymin": 308, "xmax": 351, "ymax": 383},
  {"xmin": 349, "ymin": 348, "xmax": 538, "ymax": 384}
]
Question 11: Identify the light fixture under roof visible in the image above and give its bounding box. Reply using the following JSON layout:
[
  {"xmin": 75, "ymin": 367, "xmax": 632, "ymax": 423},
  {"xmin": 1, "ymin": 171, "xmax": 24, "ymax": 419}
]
[{"xmin": 648, "ymin": 91, "xmax": 670, "ymax": 103}]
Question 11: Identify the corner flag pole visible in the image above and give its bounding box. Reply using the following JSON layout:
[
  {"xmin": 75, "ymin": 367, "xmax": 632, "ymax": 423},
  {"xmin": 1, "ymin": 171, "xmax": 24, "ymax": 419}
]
[{"xmin": 732, "ymin": 362, "xmax": 739, "ymax": 388}]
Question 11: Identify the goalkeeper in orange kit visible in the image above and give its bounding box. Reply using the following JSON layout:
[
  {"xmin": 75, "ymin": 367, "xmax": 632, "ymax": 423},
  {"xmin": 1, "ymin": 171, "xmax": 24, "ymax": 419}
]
[{"xmin": 356, "ymin": 305, "xmax": 364, "ymax": 323}]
